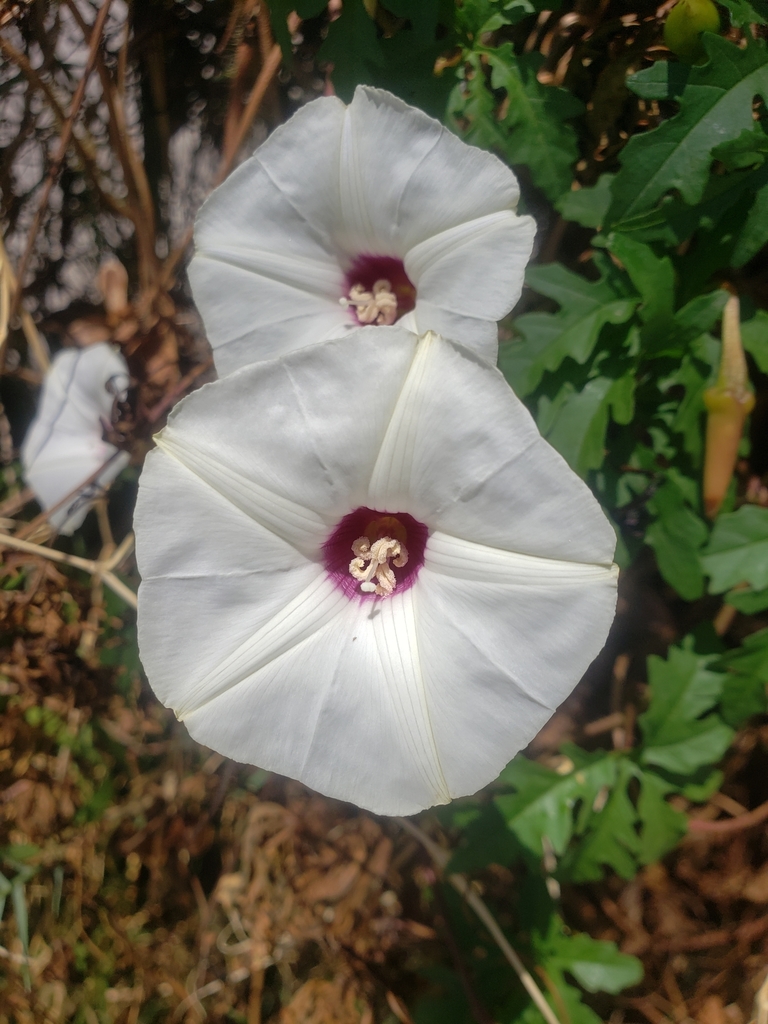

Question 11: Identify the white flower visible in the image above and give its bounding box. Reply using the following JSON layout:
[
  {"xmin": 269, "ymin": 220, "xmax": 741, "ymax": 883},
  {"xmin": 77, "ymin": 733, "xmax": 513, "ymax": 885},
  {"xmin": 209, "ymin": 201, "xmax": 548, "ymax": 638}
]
[
  {"xmin": 188, "ymin": 86, "xmax": 536, "ymax": 377},
  {"xmin": 135, "ymin": 327, "xmax": 617, "ymax": 816},
  {"xmin": 22, "ymin": 343, "xmax": 130, "ymax": 535}
]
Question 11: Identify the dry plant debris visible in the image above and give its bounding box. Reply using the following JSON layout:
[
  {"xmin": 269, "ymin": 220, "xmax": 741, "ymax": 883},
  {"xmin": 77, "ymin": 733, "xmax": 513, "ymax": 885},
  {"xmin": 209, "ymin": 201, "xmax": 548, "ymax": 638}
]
[{"xmin": 0, "ymin": 548, "xmax": 436, "ymax": 1023}]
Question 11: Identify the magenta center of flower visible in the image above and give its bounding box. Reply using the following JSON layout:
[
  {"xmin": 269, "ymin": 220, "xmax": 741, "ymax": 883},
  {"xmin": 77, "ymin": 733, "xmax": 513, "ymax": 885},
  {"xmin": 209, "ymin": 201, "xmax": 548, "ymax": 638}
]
[
  {"xmin": 341, "ymin": 255, "xmax": 416, "ymax": 327},
  {"xmin": 323, "ymin": 507, "xmax": 428, "ymax": 600}
]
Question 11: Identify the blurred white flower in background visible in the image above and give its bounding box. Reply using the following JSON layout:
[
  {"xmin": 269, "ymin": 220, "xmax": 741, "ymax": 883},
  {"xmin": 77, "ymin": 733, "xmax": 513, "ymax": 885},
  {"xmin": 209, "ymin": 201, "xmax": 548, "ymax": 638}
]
[
  {"xmin": 188, "ymin": 86, "xmax": 536, "ymax": 377},
  {"xmin": 135, "ymin": 327, "xmax": 617, "ymax": 815},
  {"xmin": 22, "ymin": 342, "xmax": 130, "ymax": 535}
]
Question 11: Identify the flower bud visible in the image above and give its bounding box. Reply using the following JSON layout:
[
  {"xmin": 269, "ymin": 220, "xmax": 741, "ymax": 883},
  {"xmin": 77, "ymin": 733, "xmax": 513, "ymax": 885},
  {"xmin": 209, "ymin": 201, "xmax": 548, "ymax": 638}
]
[
  {"xmin": 703, "ymin": 294, "xmax": 755, "ymax": 518},
  {"xmin": 664, "ymin": 0, "xmax": 720, "ymax": 64}
]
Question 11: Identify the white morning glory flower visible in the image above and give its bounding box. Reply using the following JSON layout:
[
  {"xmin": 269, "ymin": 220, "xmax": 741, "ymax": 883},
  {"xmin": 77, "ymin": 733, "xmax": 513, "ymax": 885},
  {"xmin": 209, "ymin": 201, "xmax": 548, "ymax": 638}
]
[
  {"xmin": 22, "ymin": 343, "xmax": 130, "ymax": 535},
  {"xmin": 188, "ymin": 86, "xmax": 536, "ymax": 377},
  {"xmin": 135, "ymin": 327, "xmax": 617, "ymax": 816}
]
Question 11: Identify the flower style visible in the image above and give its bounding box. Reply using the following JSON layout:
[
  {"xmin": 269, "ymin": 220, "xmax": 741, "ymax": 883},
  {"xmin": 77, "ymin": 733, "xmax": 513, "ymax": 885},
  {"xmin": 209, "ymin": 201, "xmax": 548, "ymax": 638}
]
[
  {"xmin": 188, "ymin": 86, "xmax": 536, "ymax": 377},
  {"xmin": 22, "ymin": 343, "xmax": 130, "ymax": 535},
  {"xmin": 135, "ymin": 327, "xmax": 618, "ymax": 816}
]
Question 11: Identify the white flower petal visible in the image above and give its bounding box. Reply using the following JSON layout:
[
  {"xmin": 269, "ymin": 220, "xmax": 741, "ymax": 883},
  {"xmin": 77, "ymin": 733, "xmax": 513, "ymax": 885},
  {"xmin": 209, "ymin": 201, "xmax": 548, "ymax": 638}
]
[
  {"xmin": 340, "ymin": 86, "xmax": 523, "ymax": 255},
  {"xmin": 190, "ymin": 86, "xmax": 533, "ymax": 374},
  {"xmin": 424, "ymin": 530, "xmax": 618, "ymax": 585},
  {"xmin": 21, "ymin": 343, "xmax": 129, "ymax": 534},
  {"xmin": 137, "ymin": 327, "xmax": 618, "ymax": 814},
  {"xmin": 406, "ymin": 211, "xmax": 537, "ymax": 350},
  {"xmin": 135, "ymin": 449, "xmax": 319, "ymax": 707},
  {"xmin": 175, "ymin": 573, "xmax": 345, "ymax": 717},
  {"xmin": 154, "ymin": 327, "xmax": 419, "ymax": 547},
  {"xmin": 189, "ymin": 96, "xmax": 347, "ymax": 375},
  {"xmin": 367, "ymin": 333, "xmax": 616, "ymax": 565},
  {"xmin": 155, "ymin": 432, "xmax": 328, "ymax": 556},
  {"xmin": 194, "ymin": 96, "xmax": 345, "ymax": 260},
  {"xmin": 187, "ymin": 255, "xmax": 348, "ymax": 378},
  {"xmin": 181, "ymin": 585, "xmax": 450, "ymax": 815},
  {"xmin": 25, "ymin": 447, "xmax": 128, "ymax": 535},
  {"xmin": 415, "ymin": 548, "xmax": 618, "ymax": 796}
]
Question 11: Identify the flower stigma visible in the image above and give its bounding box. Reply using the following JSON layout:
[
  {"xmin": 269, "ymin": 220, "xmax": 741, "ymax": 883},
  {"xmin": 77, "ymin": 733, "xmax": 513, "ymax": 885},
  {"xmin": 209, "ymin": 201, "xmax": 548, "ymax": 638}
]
[
  {"xmin": 323, "ymin": 507, "xmax": 428, "ymax": 600},
  {"xmin": 349, "ymin": 517, "xmax": 410, "ymax": 596},
  {"xmin": 340, "ymin": 255, "xmax": 416, "ymax": 327},
  {"xmin": 341, "ymin": 280, "xmax": 398, "ymax": 325}
]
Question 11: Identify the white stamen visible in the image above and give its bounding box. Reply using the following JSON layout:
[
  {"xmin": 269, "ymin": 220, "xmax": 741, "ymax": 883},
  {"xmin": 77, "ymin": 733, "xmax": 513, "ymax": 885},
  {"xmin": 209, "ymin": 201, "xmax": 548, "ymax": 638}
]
[
  {"xmin": 349, "ymin": 535, "xmax": 409, "ymax": 597},
  {"xmin": 340, "ymin": 279, "xmax": 398, "ymax": 326}
]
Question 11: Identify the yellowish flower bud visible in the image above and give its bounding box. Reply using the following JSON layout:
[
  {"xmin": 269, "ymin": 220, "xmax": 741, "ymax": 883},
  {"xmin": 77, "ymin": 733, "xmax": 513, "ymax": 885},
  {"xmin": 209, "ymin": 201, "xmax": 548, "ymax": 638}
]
[{"xmin": 703, "ymin": 294, "xmax": 755, "ymax": 518}]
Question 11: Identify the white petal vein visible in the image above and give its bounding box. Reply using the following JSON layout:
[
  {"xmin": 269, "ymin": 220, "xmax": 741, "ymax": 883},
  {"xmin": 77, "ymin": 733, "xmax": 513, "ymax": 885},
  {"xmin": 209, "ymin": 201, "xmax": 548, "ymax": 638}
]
[
  {"xmin": 175, "ymin": 572, "xmax": 345, "ymax": 717},
  {"xmin": 425, "ymin": 531, "xmax": 619, "ymax": 584},
  {"xmin": 156, "ymin": 434, "xmax": 328, "ymax": 556}
]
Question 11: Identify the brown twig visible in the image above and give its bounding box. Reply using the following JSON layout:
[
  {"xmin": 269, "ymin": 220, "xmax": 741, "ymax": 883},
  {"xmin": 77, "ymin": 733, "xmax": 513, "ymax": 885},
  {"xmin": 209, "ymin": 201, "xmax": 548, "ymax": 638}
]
[
  {"xmin": 583, "ymin": 711, "xmax": 625, "ymax": 737},
  {"xmin": 0, "ymin": 34, "xmax": 128, "ymax": 223},
  {"xmin": 160, "ymin": 40, "xmax": 282, "ymax": 288},
  {"xmin": 8, "ymin": 0, "xmax": 115, "ymax": 321},
  {"xmin": 397, "ymin": 817, "xmax": 562, "ymax": 1024},
  {"xmin": 688, "ymin": 796, "xmax": 768, "ymax": 834},
  {"xmin": 0, "ymin": 233, "xmax": 50, "ymax": 371},
  {"xmin": 216, "ymin": 43, "xmax": 282, "ymax": 186},
  {"xmin": 0, "ymin": 531, "xmax": 137, "ymax": 608},
  {"xmin": 62, "ymin": 0, "xmax": 158, "ymax": 289},
  {"xmin": 145, "ymin": 358, "xmax": 213, "ymax": 424}
]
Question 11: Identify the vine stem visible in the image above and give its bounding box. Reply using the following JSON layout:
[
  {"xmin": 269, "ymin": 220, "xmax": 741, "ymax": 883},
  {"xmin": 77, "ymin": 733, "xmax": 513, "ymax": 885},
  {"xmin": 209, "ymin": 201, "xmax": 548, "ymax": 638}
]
[
  {"xmin": 688, "ymin": 796, "xmax": 768, "ymax": 834},
  {"xmin": 397, "ymin": 816, "xmax": 564, "ymax": 1024}
]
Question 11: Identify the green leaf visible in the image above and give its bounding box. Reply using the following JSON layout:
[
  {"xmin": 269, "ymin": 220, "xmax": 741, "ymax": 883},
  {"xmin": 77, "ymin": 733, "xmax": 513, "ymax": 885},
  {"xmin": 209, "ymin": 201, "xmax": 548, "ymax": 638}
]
[
  {"xmin": 716, "ymin": 630, "xmax": 768, "ymax": 725},
  {"xmin": 538, "ymin": 373, "xmax": 635, "ymax": 475},
  {"xmin": 455, "ymin": 0, "xmax": 550, "ymax": 35},
  {"xmin": 720, "ymin": 672, "xmax": 768, "ymax": 726},
  {"xmin": 636, "ymin": 769, "xmax": 688, "ymax": 862},
  {"xmin": 718, "ymin": 627, "xmax": 768, "ymax": 681},
  {"xmin": 682, "ymin": 767, "xmax": 724, "ymax": 802},
  {"xmin": 448, "ymin": 46, "xmax": 582, "ymax": 202},
  {"xmin": 671, "ymin": 289, "xmax": 731, "ymax": 343},
  {"xmin": 607, "ymin": 36, "xmax": 768, "ymax": 228},
  {"xmin": 725, "ymin": 586, "xmax": 768, "ymax": 613},
  {"xmin": 639, "ymin": 647, "xmax": 734, "ymax": 774},
  {"xmin": 732, "ymin": 180, "xmax": 768, "ymax": 266},
  {"xmin": 511, "ymin": 263, "xmax": 639, "ymax": 391},
  {"xmin": 495, "ymin": 752, "xmax": 617, "ymax": 857},
  {"xmin": 713, "ymin": 127, "xmax": 768, "ymax": 170},
  {"xmin": 741, "ymin": 310, "xmax": 768, "ymax": 372},
  {"xmin": 556, "ymin": 175, "xmax": 615, "ymax": 228},
  {"xmin": 607, "ymin": 234, "xmax": 674, "ymax": 328},
  {"xmin": 12, "ymin": 879, "xmax": 30, "ymax": 990},
  {"xmin": 412, "ymin": 964, "xmax": 475, "ymax": 1024},
  {"xmin": 269, "ymin": 0, "xmax": 327, "ymax": 57},
  {"xmin": 719, "ymin": 0, "xmax": 768, "ymax": 25},
  {"xmin": 641, "ymin": 646, "xmax": 725, "ymax": 734},
  {"xmin": 488, "ymin": 48, "xmax": 582, "ymax": 201},
  {"xmin": 702, "ymin": 505, "xmax": 768, "ymax": 592},
  {"xmin": 665, "ymin": 332, "xmax": 720, "ymax": 460},
  {"xmin": 446, "ymin": 803, "xmax": 523, "ymax": 873},
  {"xmin": 74, "ymin": 776, "xmax": 115, "ymax": 824},
  {"xmin": 0, "ymin": 870, "xmax": 10, "ymax": 922},
  {"xmin": 645, "ymin": 483, "xmax": 708, "ymax": 600},
  {"xmin": 562, "ymin": 758, "xmax": 640, "ymax": 882},
  {"xmin": 545, "ymin": 932, "xmax": 643, "ymax": 994},
  {"xmin": 318, "ymin": 0, "xmax": 386, "ymax": 101}
]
